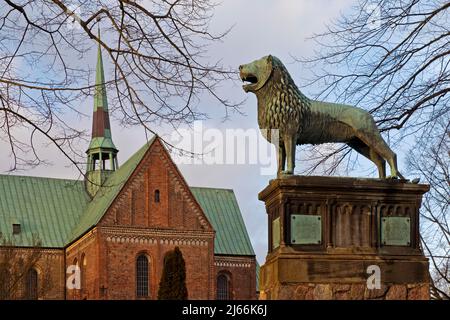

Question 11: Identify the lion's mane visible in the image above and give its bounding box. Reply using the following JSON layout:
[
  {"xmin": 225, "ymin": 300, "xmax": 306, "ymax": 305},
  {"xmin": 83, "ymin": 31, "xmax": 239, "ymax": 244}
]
[{"xmin": 255, "ymin": 58, "xmax": 311, "ymax": 137}]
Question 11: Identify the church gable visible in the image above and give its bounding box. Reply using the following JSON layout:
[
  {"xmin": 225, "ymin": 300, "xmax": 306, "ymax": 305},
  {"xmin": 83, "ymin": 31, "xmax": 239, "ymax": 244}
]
[{"xmin": 99, "ymin": 138, "xmax": 213, "ymax": 232}]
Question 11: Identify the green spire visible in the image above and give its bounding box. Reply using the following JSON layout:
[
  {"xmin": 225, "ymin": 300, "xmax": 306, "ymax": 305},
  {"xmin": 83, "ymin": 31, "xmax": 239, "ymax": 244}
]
[
  {"xmin": 94, "ymin": 34, "xmax": 108, "ymax": 113},
  {"xmin": 85, "ymin": 28, "xmax": 119, "ymax": 198},
  {"xmin": 88, "ymin": 28, "xmax": 117, "ymax": 150}
]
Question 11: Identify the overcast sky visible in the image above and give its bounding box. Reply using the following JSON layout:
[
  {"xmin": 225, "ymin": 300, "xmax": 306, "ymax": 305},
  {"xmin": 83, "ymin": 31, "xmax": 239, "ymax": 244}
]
[{"xmin": 0, "ymin": 0, "xmax": 359, "ymax": 264}]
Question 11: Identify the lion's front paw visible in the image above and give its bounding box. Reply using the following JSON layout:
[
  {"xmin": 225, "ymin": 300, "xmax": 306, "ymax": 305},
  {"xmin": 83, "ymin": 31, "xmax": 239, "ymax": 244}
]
[{"xmin": 386, "ymin": 175, "xmax": 399, "ymax": 180}]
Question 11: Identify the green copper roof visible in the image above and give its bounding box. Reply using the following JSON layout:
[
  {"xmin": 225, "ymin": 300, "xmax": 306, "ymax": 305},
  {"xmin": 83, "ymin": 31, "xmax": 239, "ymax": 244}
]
[
  {"xmin": 0, "ymin": 139, "xmax": 255, "ymax": 258},
  {"xmin": 0, "ymin": 175, "xmax": 90, "ymax": 247},
  {"xmin": 0, "ymin": 139, "xmax": 153, "ymax": 248},
  {"xmin": 190, "ymin": 187, "xmax": 255, "ymax": 256},
  {"xmin": 94, "ymin": 36, "xmax": 108, "ymax": 112},
  {"xmin": 88, "ymin": 136, "xmax": 117, "ymax": 150}
]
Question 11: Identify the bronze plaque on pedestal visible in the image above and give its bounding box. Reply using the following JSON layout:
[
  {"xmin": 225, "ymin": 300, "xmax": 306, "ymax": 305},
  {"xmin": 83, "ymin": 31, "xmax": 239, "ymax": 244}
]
[
  {"xmin": 381, "ymin": 216, "xmax": 411, "ymax": 246},
  {"xmin": 291, "ymin": 214, "xmax": 322, "ymax": 244}
]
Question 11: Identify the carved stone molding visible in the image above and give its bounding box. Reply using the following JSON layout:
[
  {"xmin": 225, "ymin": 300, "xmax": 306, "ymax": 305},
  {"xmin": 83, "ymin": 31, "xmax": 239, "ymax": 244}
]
[{"xmin": 104, "ymin": 234, "xmax": 209, "ymax": 247}]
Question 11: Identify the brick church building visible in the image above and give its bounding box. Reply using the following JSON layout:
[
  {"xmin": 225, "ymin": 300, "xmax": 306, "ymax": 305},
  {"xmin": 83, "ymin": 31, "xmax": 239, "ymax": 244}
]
[{"xmin": 0, "ymin": 41, "xmax": 257, "ymax": 300}]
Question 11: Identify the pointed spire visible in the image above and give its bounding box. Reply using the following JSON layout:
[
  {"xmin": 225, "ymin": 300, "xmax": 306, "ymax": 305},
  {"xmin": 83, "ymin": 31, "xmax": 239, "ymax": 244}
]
[
  {"xmin": 89, "ymin": 27, "xmax": 117, "ymax": 150},
  {"xmin": 94, "ymin": 28, "xmax": 109, "ymax": 119},
  {"xmin": 85, "ymin": 27, "xmax": 119, "ymax": 198}
]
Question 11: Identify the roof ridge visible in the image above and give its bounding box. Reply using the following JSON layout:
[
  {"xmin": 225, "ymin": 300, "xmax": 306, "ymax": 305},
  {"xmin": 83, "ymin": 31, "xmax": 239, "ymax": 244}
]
[
  {"xmin": 0, "ymin": 174, "xmax": 81, "ymax": 183},
  {"xmin": 189, "ymin": 186, "xmax": 233, "ymax": 191}
]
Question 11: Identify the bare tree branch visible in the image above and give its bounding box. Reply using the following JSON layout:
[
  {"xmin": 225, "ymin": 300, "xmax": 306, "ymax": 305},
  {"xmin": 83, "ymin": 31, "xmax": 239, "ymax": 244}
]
[{"xmin": 0, "ymin": 0, "xmax": 242, "ymax": 172}]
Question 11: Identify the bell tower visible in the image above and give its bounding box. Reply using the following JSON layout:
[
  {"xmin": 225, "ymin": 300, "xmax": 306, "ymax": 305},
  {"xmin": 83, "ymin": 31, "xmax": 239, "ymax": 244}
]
[{"xmin": 85, "ymin": 30, "xmax": 118, "ymax": 197}]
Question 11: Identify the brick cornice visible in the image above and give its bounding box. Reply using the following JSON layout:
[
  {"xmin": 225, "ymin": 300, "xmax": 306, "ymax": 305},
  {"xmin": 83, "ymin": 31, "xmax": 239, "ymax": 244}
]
[
  {"xmin": 98, "ymin": 226, "xmax": 214, "ymax": 247},
  {"xmin": 215, "ymin": 255, "xmax": 255, "ymax": 268},
  {"xmin": 99, "ymin": 225, "xmax": 214, "ymax": 238}
]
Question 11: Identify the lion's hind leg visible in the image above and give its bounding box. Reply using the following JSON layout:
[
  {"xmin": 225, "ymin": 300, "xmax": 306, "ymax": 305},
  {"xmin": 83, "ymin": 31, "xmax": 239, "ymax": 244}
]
[
  {"xmin": 348, "ymin": 138, "xmax": 386, "ymax": 178},
  {"xmin": 355, "ymin": 131, "xmax": 404, "ymax": 179}
]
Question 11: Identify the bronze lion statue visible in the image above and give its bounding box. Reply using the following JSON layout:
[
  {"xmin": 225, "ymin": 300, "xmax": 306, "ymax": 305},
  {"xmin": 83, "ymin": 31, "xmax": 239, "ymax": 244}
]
[{"xmin": 239, "ymin": 55, "xmax": 404, "ymax": 179}]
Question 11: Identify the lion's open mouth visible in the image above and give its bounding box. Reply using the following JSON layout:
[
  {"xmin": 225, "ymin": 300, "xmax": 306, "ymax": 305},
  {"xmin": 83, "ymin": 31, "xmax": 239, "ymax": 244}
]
[
  {"xmin": 241, "ymin": 75, "xmax": 258, "ymax": 84},
  {"xmin": 240, "ymin": 70, "xmax": 259, "ymax": 92}
]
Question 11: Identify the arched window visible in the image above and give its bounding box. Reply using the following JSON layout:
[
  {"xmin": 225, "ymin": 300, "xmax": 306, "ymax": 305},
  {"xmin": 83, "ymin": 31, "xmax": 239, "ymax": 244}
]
[
  {"xmin": 26, "ymin": 268, "xmax": 38, "ymax": 300},
  {"xmin": 136, "ymin": 255, "xmax": 149, "ymax": 297},
  {"xmin": 217, "ymin": 273, "xmax": 231, "ymax": 300},
  {"xmin": 154, "ymin": 190, "xmax": 160, "ymax": 203}
]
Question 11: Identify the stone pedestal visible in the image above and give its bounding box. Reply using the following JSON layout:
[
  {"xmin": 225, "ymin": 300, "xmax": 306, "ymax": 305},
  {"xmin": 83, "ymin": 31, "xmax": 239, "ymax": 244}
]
[{"xmin": 258, "ymin": 176, "xmax": 430, "ymax": 300}]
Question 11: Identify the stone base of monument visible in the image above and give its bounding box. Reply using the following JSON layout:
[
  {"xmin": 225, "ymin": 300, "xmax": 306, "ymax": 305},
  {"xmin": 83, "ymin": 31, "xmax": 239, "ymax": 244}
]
[{"xmin": 258, "ymin": 176, "xmax": 430, "ymax": 300}]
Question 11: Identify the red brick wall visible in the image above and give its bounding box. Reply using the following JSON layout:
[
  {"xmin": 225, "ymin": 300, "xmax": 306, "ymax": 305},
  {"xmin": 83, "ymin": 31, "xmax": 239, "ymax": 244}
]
[
  {"xmin": 100, "ymin": 138, "xmax": 212, "ymax": 232},
  {"xmin": 0, "ymin": 248, "xmax": 65, "ymax": 300},
  {"xmin": 65, "ymin": 230, "xmax": 100, "ymax": 299},
  {"xmin": 215, "ymin": 256, "xmax": 257, "ymax": 300},
  {"xmin": 97, "ymin": 229, "xmax": 214, "ymax": 299},
  {"xmin": 38, "ymin": 250, "xmax": 66, "ymax": 300}
]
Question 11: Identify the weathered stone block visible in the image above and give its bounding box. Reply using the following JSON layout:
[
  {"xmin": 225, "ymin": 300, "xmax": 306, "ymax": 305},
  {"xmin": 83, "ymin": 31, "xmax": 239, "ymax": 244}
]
[
  {"xmin": 407, "ymin": 284, "xmax": 430, "ymax": 300},
  {"xmin": 364, "ymin": 284, "xmax": 388, "ymax": 299},
  {"xmin": 313, "ymin": 284, "xmax": 333, "ymax": 300},
  {"xmin": 386, "ymin": 284, "xmax": 407, "ymax": 300}
]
